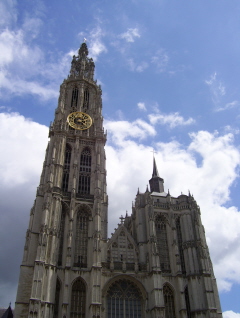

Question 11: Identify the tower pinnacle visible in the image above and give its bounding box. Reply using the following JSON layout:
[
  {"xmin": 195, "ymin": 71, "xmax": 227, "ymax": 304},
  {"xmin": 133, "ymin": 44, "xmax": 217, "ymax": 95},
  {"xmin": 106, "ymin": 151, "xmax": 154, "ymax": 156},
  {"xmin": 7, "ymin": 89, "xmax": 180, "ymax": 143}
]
[{"xmin": 69, "ymin": 42, "xmax": 95, "ymax": 80}]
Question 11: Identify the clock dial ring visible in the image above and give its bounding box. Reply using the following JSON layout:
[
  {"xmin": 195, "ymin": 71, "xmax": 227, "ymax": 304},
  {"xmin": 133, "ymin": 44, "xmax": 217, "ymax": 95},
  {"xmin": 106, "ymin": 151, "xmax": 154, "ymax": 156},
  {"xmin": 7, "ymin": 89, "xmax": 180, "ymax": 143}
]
[{"xmin": 67, "ymin": 111, "xmax": 92, "ymax": 130}]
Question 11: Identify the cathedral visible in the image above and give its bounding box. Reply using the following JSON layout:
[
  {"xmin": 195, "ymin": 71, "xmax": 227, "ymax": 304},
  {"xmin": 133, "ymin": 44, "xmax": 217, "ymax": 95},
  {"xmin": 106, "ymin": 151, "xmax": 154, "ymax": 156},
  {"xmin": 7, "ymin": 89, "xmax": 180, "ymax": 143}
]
[{"xmin": 15, "ymin": 43, "xmax": 222, "ymax": 318}]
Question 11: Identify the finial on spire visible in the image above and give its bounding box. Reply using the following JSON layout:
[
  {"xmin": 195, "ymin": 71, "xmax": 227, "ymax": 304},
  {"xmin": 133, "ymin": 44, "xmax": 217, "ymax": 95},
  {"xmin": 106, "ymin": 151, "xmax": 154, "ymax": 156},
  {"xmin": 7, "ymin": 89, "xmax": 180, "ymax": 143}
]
[{"xmin": 78, "ymin": 42, "xmax": 89, "ymax": 57}]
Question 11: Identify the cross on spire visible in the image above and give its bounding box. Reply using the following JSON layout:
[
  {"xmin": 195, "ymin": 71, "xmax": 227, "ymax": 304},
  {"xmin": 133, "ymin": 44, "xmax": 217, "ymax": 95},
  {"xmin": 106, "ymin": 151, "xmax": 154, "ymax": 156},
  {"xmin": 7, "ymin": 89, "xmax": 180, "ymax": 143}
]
[{"xmin": 150, "ymin": 148, "xmax": 157, "ymax": 158}]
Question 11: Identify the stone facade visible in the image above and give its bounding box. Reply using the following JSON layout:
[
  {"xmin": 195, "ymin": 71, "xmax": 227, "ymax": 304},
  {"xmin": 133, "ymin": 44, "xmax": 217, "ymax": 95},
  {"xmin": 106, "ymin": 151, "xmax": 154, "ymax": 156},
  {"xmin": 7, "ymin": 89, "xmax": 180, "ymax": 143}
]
[{"xmin": 15, "ymin": 43, "xmax": 222, "ymax": 318}]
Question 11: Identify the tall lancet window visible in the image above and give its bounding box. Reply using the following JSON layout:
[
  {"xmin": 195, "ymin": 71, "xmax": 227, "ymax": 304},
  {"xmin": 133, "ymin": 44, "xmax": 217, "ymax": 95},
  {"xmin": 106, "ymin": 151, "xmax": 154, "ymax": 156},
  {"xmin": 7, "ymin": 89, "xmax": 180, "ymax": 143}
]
[
  {"xmin": 58, "ymin": 207, "xmax": 66, "ymax": 266},
  {"xmin": 70, "ymin": 279, "xmax": 86, "ymax": 318},
  {"xmin": 62, "ymin": 144, "xmax": 71, "ymax": 192},
  {"xmin": 54, "ymin": 278, "xmax": 61, "ymax": 318},
  {"xmin": 74, "ymin": 207, "xmax": 89, "ymax": 268},
  {"xmin": 155, "ymin": 216, "xmax": 171, "ymax": 272},
  {"xmin": 71, "ymin": 87, "xmax": 79, "ymax": 108},
  {"xmin": 185, "ymin": 287, "xmax": 192, "ymax": 318},
  {"xmin": 107, "ymin": 279, "xmax": 142, "ymax": 318},
  {"xmin": 78, "ymin": 148, "xmax": 91, "ymax": 195},
  {"xmin": 176, "ymin": 217, "xmax": 186, "ymax": 274},
  {"xmin": 163, "ymin": 285, "xmax": 176, "ymax": 318},
  {"xmin": 83, "ymin": 88, "xmax": 89, "ymax": 109}
]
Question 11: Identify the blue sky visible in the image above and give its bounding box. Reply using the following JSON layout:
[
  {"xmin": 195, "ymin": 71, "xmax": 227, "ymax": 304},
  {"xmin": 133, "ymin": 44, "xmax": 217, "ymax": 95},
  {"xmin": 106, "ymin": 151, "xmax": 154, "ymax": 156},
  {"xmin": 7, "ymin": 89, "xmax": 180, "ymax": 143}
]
[{"xmin": 1, "ymin": 1, "xmax": 240, "ymax": 316}]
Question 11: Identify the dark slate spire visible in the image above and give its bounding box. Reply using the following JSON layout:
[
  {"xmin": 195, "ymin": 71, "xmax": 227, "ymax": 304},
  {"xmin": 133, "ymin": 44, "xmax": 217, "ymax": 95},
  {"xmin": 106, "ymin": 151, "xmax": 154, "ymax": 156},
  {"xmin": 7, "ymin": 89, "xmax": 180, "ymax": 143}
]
[
  {"xmin": 149, "ymin": 157, "xmax": 164, "ymax": 193},
  {"xmin": 152, "ymin": 157, "xmax": 159, "ymax": 177},
  {"xmin": 1, "ymin": 305, "xmax": 13, "ymax": 318}
]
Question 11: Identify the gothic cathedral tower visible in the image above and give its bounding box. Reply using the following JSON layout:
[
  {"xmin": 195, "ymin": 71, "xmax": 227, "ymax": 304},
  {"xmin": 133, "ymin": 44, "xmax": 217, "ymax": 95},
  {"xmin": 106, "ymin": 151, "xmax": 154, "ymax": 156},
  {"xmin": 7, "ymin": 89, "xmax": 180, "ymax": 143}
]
[{"xmin": 15, "ymin": 43, "xmax": 222, "ymax": 318}]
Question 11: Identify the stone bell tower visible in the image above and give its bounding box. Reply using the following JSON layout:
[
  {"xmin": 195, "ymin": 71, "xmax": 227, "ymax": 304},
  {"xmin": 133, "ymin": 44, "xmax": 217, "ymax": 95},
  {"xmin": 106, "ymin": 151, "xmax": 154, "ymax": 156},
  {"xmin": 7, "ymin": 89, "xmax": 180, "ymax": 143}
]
[{"xmin": 15, "ymin": 42, "xmax": 108, "ymax": 318}]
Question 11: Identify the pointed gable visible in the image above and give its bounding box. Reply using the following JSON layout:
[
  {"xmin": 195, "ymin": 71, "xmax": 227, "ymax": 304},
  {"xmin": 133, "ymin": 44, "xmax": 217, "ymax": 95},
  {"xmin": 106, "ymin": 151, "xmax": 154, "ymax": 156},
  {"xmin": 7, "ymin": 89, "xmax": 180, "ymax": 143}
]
[{"xmin": 108, "ymin": 224, "xmax": 139, "ymax": 266}]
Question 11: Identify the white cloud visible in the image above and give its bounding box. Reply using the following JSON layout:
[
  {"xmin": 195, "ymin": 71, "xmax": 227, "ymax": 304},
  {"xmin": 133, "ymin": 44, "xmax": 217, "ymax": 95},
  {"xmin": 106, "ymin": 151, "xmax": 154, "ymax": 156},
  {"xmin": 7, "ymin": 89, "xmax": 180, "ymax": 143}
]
[
  {"xmin": 136, "ymin": 61, "xmax": 148, "ymax": 72},
  {"xmin": 105, "ymin": 118, "xmax": 156, "ymax": 144},
  {"xmin": 127, "ymin": 58, "xmax": 149, "ymax": 72},
  {"xmin": 216, "ymin": 100, "xmax": 239, "ymax": 112},
  {"xmin": 86, "ymin": 26, "xmax": 107, "ymax": 61},
  {"xmin": 0, "ymin": 0, "xmax": 17, "ymax": 27},
  {"xmin": 204, "ymin": 72, "xmax": 240, "ymax": 112},
  {"xmin": 206, "ymin": 73, "xmax": 240, "ymax": 112},
  {"xmin": 151, "ymin": 49, "xmax": 169, "ymax": 72},
  {"xmin": 119, "ymin": 28, "xmax": 140, "ymax": 42},
  {"xmin": 223, "ymin": 311, "xmax": 240, "ymax": 318},
  {"xmin": 137, "ymin": 102, "xmax": 147, "ymax": 111},
  {"xmin": 224, "ymin": 125, "xmax": 240, "ymax": 135},
  {"xmin": 205, "ymin": 72, "xmax": 226, "ymax": 97},
  {"xmin": 149, "ymin": 111, "xmax": 195, "ymax": 128},
  {"xmin": 0, "ymin": 112, "xmax": 48, "ymax": 185},
  {"xmin": 0, "ymin": 25, "xmax": 73, "ymax": 100}
]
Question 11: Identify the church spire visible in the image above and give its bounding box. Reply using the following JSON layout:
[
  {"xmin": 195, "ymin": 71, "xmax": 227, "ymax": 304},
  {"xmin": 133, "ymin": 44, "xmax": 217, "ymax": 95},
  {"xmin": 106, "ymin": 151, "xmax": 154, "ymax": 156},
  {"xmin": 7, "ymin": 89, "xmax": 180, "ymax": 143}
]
[
  {"xmin": 149, "ymin": 157, "xmax": 164, "ymax": 193},
  {"xmin": 152, "ymin": 157, "xmax": 159, "ymax": 177}
]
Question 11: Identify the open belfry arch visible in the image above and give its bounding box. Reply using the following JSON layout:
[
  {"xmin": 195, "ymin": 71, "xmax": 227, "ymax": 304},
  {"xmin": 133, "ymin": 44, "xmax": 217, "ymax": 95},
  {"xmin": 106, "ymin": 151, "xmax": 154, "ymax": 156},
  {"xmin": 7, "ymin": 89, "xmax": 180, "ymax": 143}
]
[{"xmin": 15, "ymin": 43, "xmax": 222, "ymax": 318}]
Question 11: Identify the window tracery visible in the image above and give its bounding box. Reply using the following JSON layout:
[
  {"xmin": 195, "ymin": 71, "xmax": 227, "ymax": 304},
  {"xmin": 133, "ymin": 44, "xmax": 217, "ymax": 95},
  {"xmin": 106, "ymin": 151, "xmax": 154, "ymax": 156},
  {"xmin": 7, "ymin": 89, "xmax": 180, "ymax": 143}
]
[
  {"xmin": 110, "ymin": 232, "xmax": 135, "ymax": 264},
  {"xmin": 58, "ymin": 208, "xmax": 66, "ymax": 266},
  {"xmin": 70, "ymin": 279, "xmax": 86, "ymax": 318},
  {"xmin": 184, "ymin": 287, "xmax": 192, "ymax": 318},
  {"xmin": 155, "ymin": 216, "xmax": 171, "ymax": 272},
  {"xmin": 74, "ymin": 208, "xmax": 89, "ymax": 268},
  {"xmin": 71, "ymin": 87, "xmax": 79, "ymax": 108},
  {"xmin": 163, "ymin": 285, "xmax": 176, "ymax": 318},
  {"xmin": 78, "ymin": 148, "xmax": 91, "ymax": 195},
  {"xmin": 83, "ymin": 88, "xmax": 89, "ymax": 109},
  {"xmin": 107, "ymin": 279, "xmax": 142, "ymax": 318},
  {"xmin": 176, "ymin": 217, "xmax": 186, "ymax": 274},
  {"xmin": 62, "ymin": 144, "xmax": 71, "ymax": 192},
  {"xmin": 54, "ymin": 278, "xmax": 61, "ymax": 318}
]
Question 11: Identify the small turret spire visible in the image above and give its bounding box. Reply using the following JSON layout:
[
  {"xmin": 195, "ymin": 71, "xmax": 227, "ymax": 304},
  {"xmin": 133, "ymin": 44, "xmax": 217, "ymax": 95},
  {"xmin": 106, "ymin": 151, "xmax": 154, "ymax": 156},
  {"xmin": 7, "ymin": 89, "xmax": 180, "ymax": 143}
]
[
  {"xmin": 152, "ymin": 157, "xmax": 160, "ymax": 177},
  {"xmin": 149, "ymin": 157, "xmax": 164, "ymax": 193}
]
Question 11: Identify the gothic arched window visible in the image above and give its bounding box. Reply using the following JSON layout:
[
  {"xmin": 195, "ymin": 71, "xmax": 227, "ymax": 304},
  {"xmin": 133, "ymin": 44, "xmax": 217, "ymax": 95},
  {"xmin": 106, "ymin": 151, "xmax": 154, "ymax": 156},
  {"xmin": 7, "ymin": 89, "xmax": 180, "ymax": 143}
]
[
  {"xmin": 176, "ymin": 217, "xmax": 186, "ymax": 274},
  {"xmin": 155, "ymin": 216, "xmax": 170, "ymax": 272},
  {"xmin": 74, "ymin": 208, "xmax": 89, "ymax": 268},
  {"xmin": 163, "ymin": 285, "xmax": 176, "ymax": 318},
  {"xmin": 62, "ymin": 144, "xmax": 71, "ymax": 192},
  {"xmin": 54, "ymin": 278, "xmax": 61, "ymax": 318},
  {"xmin": 78, "ymin": 148, "xmax": 91, "ymax": 195},
  {"xmin": 107, "ymin": 279, "xmax": 142, "ymax": 318},
  {"xmin": 185, "ymin": 287, "xmax": 192, "ymax": 318},
  {"xmin": 58, "ymin": 207, "xmax": 66, "ymax": 266},
  {"xmin": 71, "ymin": 87, "xmax": 79, "ymax": 108},
  {"xmin": 70, "ymin": 279, "xmax": 86, "ymax": 318},
  {"xmin": 83, "ymin": 88, "xmax": 89, "ymax": 109}
]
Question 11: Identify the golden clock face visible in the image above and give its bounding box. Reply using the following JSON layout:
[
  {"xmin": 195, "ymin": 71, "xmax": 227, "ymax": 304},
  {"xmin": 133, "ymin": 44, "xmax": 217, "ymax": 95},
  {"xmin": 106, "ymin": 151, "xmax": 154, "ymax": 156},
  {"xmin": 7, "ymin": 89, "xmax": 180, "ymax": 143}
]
[{"xmin": 67, "ymin": 112, "xmax": 92, "ymax": 130}]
